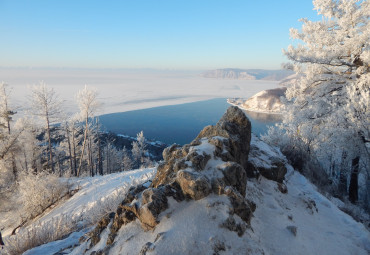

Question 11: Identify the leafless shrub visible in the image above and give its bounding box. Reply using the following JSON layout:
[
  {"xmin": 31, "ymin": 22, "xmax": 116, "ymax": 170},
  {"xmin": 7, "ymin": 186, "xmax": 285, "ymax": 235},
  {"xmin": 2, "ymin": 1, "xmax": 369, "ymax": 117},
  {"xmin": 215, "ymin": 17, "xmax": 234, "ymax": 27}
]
[{"xmin": 3, "ymin": 214, "xmax": 79, "ymax": 255}]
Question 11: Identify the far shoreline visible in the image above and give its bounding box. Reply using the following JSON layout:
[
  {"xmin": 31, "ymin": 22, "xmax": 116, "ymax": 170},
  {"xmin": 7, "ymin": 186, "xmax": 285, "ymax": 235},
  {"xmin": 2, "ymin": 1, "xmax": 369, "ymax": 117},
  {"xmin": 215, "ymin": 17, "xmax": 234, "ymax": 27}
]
[{"xmin": 226, "ymin": 98, "xmax": 284, "ymax": 115}]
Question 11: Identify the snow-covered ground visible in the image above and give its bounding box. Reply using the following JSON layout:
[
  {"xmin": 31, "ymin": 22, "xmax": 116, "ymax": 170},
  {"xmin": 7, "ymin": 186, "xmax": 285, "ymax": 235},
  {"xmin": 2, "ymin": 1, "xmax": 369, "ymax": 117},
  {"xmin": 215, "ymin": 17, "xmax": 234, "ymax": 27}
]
[
  {"xmin": 1, "ymin": 169, "xmax": 155, "ymax": 245},
  {"xmin": 15, "ymin": 141, "xmax": 370, "ymax": 255},
  {"xmin": 228, "ymin": 87, "xmax": 287, "ymax": 114},
  {"xmin": 35, "ymin": 168, "xmax": 156, "ymax": 225},
  {"xmin": 1, "ymin": 68, "xmax": 279, "ymax": 116},
  {"xmin": 249, "ymin": 167, "xmax": 370, "ymax": 254}
]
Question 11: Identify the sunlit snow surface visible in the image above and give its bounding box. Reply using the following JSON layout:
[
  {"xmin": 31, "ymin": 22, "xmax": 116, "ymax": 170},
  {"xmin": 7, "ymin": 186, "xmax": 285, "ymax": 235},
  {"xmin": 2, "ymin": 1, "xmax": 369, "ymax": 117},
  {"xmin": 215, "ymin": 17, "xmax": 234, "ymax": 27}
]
[
  {"xmin": 22, "ymin": 168, "xmax": 156, "ymax": 255},
  {"xmin": 0, "ymin": 68, "xmax": 279, "ymax": 116}
]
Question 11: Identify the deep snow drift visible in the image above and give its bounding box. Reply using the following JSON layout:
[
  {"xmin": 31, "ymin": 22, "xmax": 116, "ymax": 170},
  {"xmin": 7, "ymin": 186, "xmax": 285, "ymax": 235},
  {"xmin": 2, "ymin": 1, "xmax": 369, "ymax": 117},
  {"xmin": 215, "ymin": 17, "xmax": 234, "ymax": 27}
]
[{"xmin": 13, "ymin": 107, "xmax": 369, "ymax": 255}]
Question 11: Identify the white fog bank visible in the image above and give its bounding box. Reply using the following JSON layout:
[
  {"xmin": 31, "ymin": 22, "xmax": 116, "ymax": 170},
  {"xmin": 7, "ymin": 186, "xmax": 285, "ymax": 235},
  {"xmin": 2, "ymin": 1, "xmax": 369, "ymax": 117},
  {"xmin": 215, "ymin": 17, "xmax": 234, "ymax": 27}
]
[{"xmin": 1, "ymin": 68, "xmax": 279, "ymax": 116}]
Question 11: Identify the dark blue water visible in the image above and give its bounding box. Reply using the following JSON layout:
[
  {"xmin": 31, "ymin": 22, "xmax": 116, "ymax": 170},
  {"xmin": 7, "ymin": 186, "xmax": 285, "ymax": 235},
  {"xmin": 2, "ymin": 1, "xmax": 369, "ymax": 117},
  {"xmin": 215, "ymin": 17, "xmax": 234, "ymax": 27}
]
[{"xmin": 99, "ymin": 98, "xmax": 281, "ymax": 145}]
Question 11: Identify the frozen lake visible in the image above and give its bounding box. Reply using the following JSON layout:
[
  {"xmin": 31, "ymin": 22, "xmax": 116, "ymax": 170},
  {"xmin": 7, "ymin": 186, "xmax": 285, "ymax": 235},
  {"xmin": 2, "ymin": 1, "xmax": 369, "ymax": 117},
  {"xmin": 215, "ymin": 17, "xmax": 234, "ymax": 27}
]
[
  {"xmin": 2, "ymin": 68, "xmax": 281, "ymax": 143},
  {"xmin": 99, "ymin": 98, "xmax": 281, "ymax": 145},
  {"xmin": 1, "ymin": 68, "xmax": 279, "ymax": 116}
]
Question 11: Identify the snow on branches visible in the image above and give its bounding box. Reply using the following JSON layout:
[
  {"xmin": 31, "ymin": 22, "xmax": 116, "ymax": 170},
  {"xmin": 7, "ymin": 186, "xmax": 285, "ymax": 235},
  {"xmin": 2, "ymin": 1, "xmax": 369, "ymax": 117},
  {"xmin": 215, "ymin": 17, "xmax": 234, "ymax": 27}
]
[{"xmin": 266, "ymin": 0, "xmax": 369, "ymax": 204}]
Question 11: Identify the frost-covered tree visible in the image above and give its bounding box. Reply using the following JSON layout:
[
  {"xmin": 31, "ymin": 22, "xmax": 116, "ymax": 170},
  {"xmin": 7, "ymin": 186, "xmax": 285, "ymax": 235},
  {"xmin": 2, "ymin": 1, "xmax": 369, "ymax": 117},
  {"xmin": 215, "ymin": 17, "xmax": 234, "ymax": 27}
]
[
  {"xmin": 0, "ymin": 82, "xmax": 18, "ymax": 178},
  {"xmin": 131, "ymin": 131, "xmax": 151, "ymax": 168},
  {"xmin": 267, "ymin": 0, "xmax": 369, "ymax": 204},
  {"xmin": 15, "ymin": 118, "xmax": 43, "ymax": 173},
  {"xmin": 76, "ymin": 85, "xmax": 100, "ymax": 176},
  {"xmin": 30, "ymin": 83, "xmax": 63, "ymax": 173},
  {"xmin": 0, "ymin": 83, "xmax": 16, "ymax": 135},
  {"xmin": 104, "ymin": 142, "xmax": 122, "ymax": 174},
  {"xmin": 122, "ymin": 146, "xmax": 133, "ymax": 171}
]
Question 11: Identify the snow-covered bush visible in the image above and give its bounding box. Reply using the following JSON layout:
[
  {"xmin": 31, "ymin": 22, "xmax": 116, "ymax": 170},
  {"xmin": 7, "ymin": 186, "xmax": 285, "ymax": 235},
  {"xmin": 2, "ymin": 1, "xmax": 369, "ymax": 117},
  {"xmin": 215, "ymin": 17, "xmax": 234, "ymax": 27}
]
[
  {"xmin": 262, "ymin": 126, "xmax": 331, "ymax": 190},
  {"xmin": 4, "ymin": 214, "xmax": 79, "ymax": 255},
  {"xmin": 18, "ymin": 171, "xmax": 70, "ymax": 220}
]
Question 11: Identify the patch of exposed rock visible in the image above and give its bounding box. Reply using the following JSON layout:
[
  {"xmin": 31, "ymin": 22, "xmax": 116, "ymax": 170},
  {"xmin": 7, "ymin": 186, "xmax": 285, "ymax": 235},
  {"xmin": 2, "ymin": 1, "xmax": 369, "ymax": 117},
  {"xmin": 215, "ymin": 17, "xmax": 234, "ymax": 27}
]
[
  {"xmin": 83, "ymin": 106, "xmax": 286, "ymax": 254},
  {"xmin": 248, "ymin": 134, "xmax": 288, "ymax": 183}
]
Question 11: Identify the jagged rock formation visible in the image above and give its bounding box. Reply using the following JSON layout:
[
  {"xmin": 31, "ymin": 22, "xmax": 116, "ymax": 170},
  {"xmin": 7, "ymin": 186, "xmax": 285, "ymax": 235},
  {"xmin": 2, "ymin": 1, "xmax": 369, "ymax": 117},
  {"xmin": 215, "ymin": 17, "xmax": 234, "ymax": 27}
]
[{"xmin": 82, "ymin": 106, "xmax": 288, "ymax": 254}]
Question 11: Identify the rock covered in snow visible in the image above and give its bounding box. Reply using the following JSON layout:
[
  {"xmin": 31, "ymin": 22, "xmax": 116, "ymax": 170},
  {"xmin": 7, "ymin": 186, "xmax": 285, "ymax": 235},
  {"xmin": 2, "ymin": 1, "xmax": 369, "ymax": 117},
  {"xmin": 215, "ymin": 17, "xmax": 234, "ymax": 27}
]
[
  {"xmin": 152, "ymin": 106, "xmax": 251, "ymax": 188},
  {"xmin": 23, "ymin": 106, "xmax": 370, "ymax": 255},
  {"xmin": 81, "ymin": 106, "xmax": 257, "ymax": 254},
  {"xmin": 248, "ymin": 134, "xmax": 288, "ymax": 183},
  {"xmin": 228, "ymin": 87, "xmax": 287, "ymax": 114}
]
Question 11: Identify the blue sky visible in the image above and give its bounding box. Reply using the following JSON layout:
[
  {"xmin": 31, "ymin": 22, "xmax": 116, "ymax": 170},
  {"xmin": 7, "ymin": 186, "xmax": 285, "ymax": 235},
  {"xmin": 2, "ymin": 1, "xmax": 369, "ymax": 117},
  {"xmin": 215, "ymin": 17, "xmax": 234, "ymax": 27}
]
[{"xmin": 0, "ymin": 0, "xmax": 318, "ymax": 70}]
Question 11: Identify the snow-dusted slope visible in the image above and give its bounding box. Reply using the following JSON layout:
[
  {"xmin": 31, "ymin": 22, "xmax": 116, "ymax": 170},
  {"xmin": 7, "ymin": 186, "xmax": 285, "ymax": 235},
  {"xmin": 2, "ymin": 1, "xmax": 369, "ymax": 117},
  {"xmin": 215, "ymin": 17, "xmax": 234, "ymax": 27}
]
[
  {"xmin": 19, "ymin": 138, "xmax": 370, "ymax": 255},
  {"xmin": 248, "ymin": 166, "xmax": 370, "ymax": 255},
  {"xmin": 228, "ymin": 87, "xmax": 287, "ymax": 114},
  {"xmin": 36, "ymin": 168, "xmax": 156, "ymax": 223},
  {"xmin": 94, "ymin": 169, "xmax": 369, "ymax": 255},
  {"xmin": 2, "ymin": 169, "xmax": 156, "ymax": 255}
]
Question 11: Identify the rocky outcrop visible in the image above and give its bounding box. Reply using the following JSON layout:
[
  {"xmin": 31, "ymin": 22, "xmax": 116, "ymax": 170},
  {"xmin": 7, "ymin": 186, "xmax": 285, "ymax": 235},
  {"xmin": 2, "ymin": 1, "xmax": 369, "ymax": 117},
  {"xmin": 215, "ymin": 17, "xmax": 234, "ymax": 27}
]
[
  {"xmin": 84, "ymin": 106, "xmax": 281, "ymax": 253},
  {"xmin": 248, "ymin": 135, "xmax": 288, "ymax": 183},
  {"xmin": 196, "ymin": 106, "xmax": 252, "ymax": 170},
  {"xmin": 152, "ymin": 106, "xmax": 251, "ymax": 188}
]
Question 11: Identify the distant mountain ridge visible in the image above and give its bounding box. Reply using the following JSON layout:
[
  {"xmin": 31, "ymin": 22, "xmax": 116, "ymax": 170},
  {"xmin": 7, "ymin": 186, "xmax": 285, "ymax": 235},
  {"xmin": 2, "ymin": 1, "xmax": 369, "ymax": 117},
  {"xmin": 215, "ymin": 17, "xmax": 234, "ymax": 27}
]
[{"xmin": 201, "ymin": 68, "xmax": 294, "ymax": 81}]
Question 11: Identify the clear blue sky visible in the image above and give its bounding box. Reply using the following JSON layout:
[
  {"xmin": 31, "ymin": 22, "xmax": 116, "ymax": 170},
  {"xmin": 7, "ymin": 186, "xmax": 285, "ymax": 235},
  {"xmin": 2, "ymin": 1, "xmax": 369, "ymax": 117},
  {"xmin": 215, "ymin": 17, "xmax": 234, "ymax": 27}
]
[{"xmin": 0, "ymin": 0, "xmax": 318, "ymax": 70}]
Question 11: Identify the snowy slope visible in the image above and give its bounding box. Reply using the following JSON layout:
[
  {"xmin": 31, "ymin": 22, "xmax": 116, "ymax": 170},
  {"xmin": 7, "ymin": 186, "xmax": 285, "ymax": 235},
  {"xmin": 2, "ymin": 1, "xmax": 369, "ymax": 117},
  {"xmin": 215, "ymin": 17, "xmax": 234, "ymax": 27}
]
[
  {"xmin": 17, "ymin": 139, "xmax": 370, "ymax": 255},
  {"xmin": 35, "ymin": 168, "xmax": 156, "ymax": 224},
  {"xmin": 248, "ymin": 167, "xmax": 370, "ymax": 255},
  {"xmin": 1, "ymin": 169, "xmax": 156, "ymax": 255},
  {"xmin": 228, "ymin": 87, "xmax": 287, "ymax": 114}
]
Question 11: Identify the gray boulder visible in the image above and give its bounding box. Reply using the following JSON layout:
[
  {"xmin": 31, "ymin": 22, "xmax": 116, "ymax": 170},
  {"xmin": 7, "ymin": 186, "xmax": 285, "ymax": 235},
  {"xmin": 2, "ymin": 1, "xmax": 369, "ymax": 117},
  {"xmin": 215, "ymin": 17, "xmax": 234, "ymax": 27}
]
[
  {"xmin": 122, "ymin": 188, "xmax": 168, "ymax": 230},
  {"xmin": 177, "ymin": 170, "xmax": 212, "ymax": 200}
]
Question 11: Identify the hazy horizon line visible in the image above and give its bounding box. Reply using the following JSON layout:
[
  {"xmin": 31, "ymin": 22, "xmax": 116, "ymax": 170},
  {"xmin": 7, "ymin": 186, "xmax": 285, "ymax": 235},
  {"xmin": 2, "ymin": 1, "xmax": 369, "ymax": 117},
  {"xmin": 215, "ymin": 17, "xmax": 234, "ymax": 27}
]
[{"xmin": 0, "ymin": 66, "xmax": 286, "ymax": 72}]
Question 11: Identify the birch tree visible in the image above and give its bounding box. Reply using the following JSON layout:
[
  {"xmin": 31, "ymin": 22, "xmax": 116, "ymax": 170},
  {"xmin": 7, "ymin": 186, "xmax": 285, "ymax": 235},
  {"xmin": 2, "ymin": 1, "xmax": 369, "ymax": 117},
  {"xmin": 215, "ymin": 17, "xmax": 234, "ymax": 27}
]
[
  {"xmin": 30, "ymin": 83, "xmax": 62, "ymax": 173},
  {"xmin": 0, "ymin": 82, "xmax": 18, "ymax": 177},
  {"xmin": 76, "ymin": 85, "xmax": 100, "ymax": 176}
]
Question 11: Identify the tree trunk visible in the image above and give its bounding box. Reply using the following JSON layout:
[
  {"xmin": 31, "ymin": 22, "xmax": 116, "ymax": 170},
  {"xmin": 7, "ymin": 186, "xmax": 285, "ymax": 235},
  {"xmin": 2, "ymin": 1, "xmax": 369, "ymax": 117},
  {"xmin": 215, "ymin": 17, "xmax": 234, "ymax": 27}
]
[
  {"xmin": 32, "ymin": 148, "xmax": 38, "ymax": 174},
  {"xmin": 106, "ymin": 145, "xmax": 110, "ymax": 174},
  {"xmin": 0, "ymin": 231, "xmax": 4, "ymax": 245},
  {"xmin": 77, "ymin": 116, "xmax": 89, "ymax": 177},
  {"xmin": 349, "ymin": 156, "xmax": 359, "ymax": 204},
  {"xmin": 72, "ymin": 128, "xmax": 77, "ymax": 176},
  {"xmin": 97, "ymin": 119, "xmax": 103, "ymax": 175},
  {"xmin": 66, "ymin": 124, "xmax": 73, "ymax": 176},
  {"xmin": 338, "ymin": 151, "xmax": 348, "ymax": 198},
  {"xmin": 87, "ymin": 137, "xmax": 93, "ymax": 176},
  {"xmin": 7, "ymin": 116, "xmax": 18, "ymax": 179},
  {"xmin": 23, "ymin": 149, "xmax": 28, "ymax": 172},
  {"xmin": 46, "ymin": 116, "xmax": 54, "ymax": 173}
]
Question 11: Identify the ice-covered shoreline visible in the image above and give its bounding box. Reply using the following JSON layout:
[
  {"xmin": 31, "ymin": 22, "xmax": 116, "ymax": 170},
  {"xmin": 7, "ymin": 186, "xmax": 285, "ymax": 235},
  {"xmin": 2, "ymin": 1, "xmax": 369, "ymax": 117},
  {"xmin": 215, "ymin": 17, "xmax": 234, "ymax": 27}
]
[
  {"xmin": 227, "ymin": 87, "xmax": 287, "ymax": 115},
  {"xmin": 227, "ymin": 98, "xmax": 284, "ymax": 115}
]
